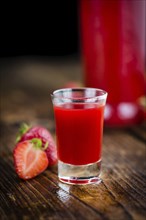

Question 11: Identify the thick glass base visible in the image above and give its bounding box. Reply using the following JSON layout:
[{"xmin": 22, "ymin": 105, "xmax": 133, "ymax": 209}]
[{"xmin": 58, "ymin": 160, "xmax": 101, "ymax": 185}]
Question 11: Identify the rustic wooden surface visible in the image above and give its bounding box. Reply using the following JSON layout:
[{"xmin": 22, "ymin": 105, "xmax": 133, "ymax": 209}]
[{"xmin": 0, "ymin": 57, "xmax": 146, "ymax": 220}]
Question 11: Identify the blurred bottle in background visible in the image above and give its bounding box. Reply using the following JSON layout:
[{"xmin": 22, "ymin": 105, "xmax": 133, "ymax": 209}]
[{"xmin": 80, "ymin": 0, "xmax": 145, "ymax": 126}]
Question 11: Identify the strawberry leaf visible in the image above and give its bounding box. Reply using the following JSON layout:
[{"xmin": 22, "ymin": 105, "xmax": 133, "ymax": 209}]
[{"xmin": 16, "ymin": 123, "xmax": 31, "ymax": 143}]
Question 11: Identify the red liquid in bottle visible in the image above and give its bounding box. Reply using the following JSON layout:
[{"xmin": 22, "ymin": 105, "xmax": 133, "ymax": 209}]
[
  {"xmin": 80, "ymin": 0, "xmax": 145, "ymax": 126},
  {"xmin": 54, "ymin": 103, "xmax": 105, "ymax": 165}
]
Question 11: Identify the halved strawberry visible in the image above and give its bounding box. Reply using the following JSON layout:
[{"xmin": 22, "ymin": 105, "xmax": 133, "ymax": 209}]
[
  {"xmin": 13, "ymin": 138, "xmax": 49, "ymax": 180},
  {"xmin": 16, "ymin": 124, "xmax": 57, "ymax": 166}
]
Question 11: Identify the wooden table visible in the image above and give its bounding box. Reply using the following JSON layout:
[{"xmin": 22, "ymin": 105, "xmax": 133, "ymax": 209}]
[{"xmin": 0, "ymin": 57, "xmax": 146, "ymax": 220}]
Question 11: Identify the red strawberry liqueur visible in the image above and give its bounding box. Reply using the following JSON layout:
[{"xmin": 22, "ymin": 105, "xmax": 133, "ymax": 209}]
[
  {"xmin": 52, "ymin": 88, "xmax": 107, "ymax": 184},
  {"xmin": 54, "ymin": 103, "xmax": 104, "ymax": 165}
]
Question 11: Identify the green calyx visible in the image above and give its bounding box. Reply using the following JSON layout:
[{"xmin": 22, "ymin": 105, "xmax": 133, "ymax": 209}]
[
  {"xmin": 43, "ymin": 141, "xmax": 49, "ymax": 150},
  {"xmin": 31, "ymin": 138, "xmax": 48, "ymax": 151},
  {"xmin": 16, "ymin": 123, "xmax": 31, "ymax": 143},
  {"xmin": 31, "ymin": 138, "xmax": 42, "ymax": 149}
]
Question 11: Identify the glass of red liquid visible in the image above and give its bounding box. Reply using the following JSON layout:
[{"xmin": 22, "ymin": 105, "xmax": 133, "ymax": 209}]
[{"xmin": 51, "ymin": 88, "xmax": 107, "ymax": 185}]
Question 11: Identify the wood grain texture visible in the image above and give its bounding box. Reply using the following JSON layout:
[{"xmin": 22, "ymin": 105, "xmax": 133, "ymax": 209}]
[{"xmin": 0, "ymin": 57, "xmax": 146, "ymax": 220}]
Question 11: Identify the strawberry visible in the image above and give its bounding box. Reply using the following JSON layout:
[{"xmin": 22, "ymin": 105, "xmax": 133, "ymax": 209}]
[
  {"xmin": 16, "ymin": 124, "xmax": 57, "ymax": 166},
  {"xmin": 13, "ymin": 138, "xmax": 49, "ymax": 180}
]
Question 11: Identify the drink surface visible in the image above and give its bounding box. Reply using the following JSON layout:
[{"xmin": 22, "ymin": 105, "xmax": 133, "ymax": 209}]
[{"xmin": 54, "ymin": 103, "xmax": 104, "ymax": 165}]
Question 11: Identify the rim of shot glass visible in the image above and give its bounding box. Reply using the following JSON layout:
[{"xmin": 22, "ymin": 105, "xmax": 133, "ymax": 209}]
[{"xmin": 51, "ymin": 87, "xmax": 108, "ymax": 102}]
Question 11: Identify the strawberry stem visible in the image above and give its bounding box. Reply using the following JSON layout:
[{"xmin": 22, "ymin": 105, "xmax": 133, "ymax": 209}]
[
  {"xmin": 20, "ymin": 123, "xmax": 30, "ymax": 134},
  {"xmin": 16, "ymin": 123, "xmax": 31, "ymax": 143},
  {"xmin": 31, "ymin": 139, "xmax": 48, "ymax": 151},
  {"xmin": 43, "ymin": 141, "xmax": 49, "ymax": 150},
  {"xmin": 31, "ymin": 138, "xmax": 42, "ymax": 149}
]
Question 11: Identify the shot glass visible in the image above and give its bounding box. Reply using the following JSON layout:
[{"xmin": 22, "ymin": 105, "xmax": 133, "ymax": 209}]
[{"xmin": 51, "ymin": 88, "xmax": 107, "ymax": 185}]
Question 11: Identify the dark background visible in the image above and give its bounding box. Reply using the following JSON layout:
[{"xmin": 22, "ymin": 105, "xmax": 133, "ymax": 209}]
[{"xmin": 0, "ymin": 0, "xmax": 79, "ymax": 57}]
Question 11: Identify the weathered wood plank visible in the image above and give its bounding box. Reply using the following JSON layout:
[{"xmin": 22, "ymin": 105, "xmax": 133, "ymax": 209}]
[
  {"xmin": 127, "ymin": 123, "xmax": 146, "ymax": 143},
  {"xmin": 0, "ymin": 156, "xmax": 103, "ymax": 220},
  {"xmin": 0, "ymin": 58, "xmax": 146, "ymax": 220},
  {"xmin": 46, "ymin": 168, "xmax": 146, "ymax": 220},
  {"xmin": 0, "ymin": 122, "xmax": 146, "ymax": 220},
  {"xmin": 102, "ymin": 130, "xmax": 146, "ymax": 220},
  {"xmin": 46, "ymin": 171, "xmax": 134, "ymax": 220}
]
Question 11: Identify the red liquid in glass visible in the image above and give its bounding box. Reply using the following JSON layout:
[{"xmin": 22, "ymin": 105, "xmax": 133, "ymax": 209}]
[
  {"xmin": 80, "ymin": 0, "xmax": 145, "ymax": 126},
  {"xmin": 54, "ymin": 103, "xmax": 105, "ymax": 165}
]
